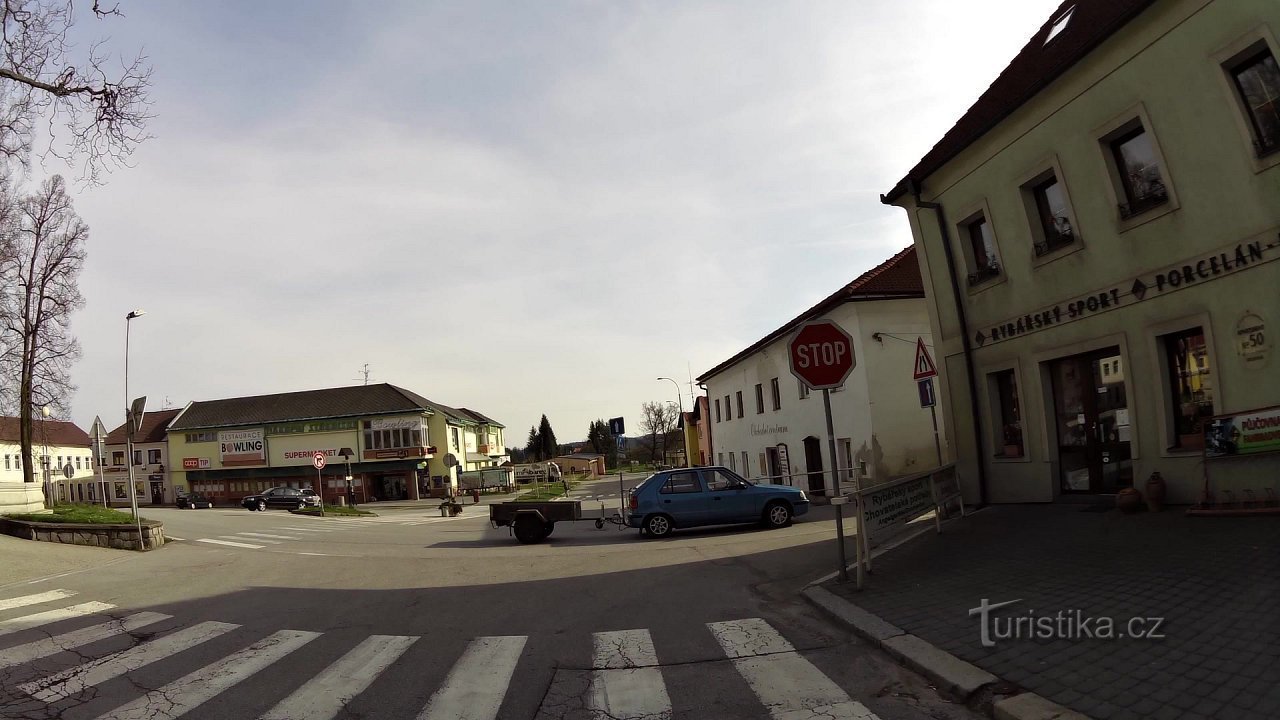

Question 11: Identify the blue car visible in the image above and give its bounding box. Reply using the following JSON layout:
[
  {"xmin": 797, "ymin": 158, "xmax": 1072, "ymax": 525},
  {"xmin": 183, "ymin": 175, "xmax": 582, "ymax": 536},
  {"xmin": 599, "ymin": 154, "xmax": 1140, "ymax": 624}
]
[{"xmin": 626, "ymin": 466, "xmax": 809, "ymax": 538}]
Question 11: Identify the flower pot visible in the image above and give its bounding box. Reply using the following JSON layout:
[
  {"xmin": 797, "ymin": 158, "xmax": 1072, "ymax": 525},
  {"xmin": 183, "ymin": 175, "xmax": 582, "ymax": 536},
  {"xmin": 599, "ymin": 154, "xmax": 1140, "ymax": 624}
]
[
  {"xmin": 1145, "ymin": 472, "xmax": 1166, "ymax": 512},
  {"xmin": 1116, "ymin": 487, "xmax": 1142, "ymax": 513},
  {"xmin": 1003, "ymin": 444, "xmax": 1023, "ymax": 458}
]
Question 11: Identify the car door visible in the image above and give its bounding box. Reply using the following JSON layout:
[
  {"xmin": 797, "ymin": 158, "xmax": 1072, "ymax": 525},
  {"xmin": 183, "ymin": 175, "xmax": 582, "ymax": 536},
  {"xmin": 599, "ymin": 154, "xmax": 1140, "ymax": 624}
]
[
  {"xmin": 703, "ymin": 468, "xmax": 757, "ymax": 522},
  {"xmin": 655, "ymin": 470, "xmax": 707, "ymax": 526}
]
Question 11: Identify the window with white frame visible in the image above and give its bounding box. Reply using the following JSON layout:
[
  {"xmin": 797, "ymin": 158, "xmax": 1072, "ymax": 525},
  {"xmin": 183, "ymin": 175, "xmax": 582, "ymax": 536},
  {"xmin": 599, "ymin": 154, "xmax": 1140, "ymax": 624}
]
[
  {"xmin": 1226, "ymin": 41, "xmax": 1280, "ymax": 158},
  {"xmin": 770, "ymin": 377, "xmax": 781, "ymax": 410}
]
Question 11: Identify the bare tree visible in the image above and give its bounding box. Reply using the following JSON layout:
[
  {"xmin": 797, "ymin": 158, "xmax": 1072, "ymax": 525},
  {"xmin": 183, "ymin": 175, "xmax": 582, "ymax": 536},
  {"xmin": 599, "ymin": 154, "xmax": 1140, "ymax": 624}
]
[
  {"xmin": 639, "ymin": 401, "xmax": 678, "ymax": 464},
  {"xmin": 0, "ymin": 174, "xmax": 87, "ymax": 485},
  {"xmin": 0, "ymin": 0, "xmax": 152, "ymax": 182}
]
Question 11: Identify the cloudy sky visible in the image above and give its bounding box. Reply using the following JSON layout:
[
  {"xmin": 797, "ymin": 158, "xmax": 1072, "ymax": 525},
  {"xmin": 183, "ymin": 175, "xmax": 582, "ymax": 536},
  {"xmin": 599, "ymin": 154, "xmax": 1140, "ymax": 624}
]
[{"xmin": 51, "ymin": 0, "xmax": 1063, "ymax": 444}]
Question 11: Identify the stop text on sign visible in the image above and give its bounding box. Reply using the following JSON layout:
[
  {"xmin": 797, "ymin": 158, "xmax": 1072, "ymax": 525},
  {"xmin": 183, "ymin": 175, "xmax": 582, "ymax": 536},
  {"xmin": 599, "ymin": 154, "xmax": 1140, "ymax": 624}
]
[{"xmin": 795, "ymin": 341, "xmax": 848, "ymax": 369}]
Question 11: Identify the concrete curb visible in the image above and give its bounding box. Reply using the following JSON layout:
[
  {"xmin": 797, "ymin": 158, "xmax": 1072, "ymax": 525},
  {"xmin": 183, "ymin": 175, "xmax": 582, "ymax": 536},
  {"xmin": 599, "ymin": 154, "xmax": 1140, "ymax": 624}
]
[{"xmin": 800, "ymin": 585, "xmax": 1090, "ymax": 720}]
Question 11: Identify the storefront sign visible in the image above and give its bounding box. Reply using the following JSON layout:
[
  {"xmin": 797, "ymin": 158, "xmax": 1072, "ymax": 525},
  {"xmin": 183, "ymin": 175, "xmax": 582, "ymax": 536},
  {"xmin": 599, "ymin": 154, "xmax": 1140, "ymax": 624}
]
[
  {"xmin": 1205, "ymin": 405, "xmax": 1280, "ymax": 458},
  {"xmin": 974, "ymin": 232, "xmax": 1280, "ymax": 348},
  {"xmin": 182, "ymin": 457, "xmax": 211, "ymax": 470},
  {"xmin": 370, "ymin": 417, "xmax": 422, "ymax": 431},
  {"xmin": 750, "ymin": 423, "xmax": 789, "ymax": 437},
  {"xmin": 219, "ymin": 429, "xmax": 265, "ymax": 466},
  {"xmin": 265, "ymin": 419, "xmax": 357, "ymax": 435},
  {"xmin": 1236, "ymin": 312, "xmax": 1268, "ymax": 369}
]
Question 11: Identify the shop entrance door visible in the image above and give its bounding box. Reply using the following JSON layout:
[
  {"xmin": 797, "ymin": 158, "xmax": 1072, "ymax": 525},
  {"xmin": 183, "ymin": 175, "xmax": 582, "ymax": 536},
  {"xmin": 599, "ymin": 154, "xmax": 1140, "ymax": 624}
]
[
  {"xmin": 1050, "ymin": 347, "xmax": 1134, "ymax": 494},
  {"xmin": 150, "ymin": 481, "xmax": 164, "ymax": 505},
  {"xmin": 803, "ymin": 436, "xmax": 825, "ymax": 494}
]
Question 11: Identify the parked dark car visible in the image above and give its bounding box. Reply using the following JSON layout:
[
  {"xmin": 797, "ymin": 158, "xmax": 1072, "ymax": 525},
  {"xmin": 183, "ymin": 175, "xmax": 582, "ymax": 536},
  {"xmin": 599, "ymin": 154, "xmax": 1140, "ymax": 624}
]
[
  {"xmin": 176, "ymin": 492, "xmax": 213, "ymax": 509},
  {"xmin": 241, "ymin": 486, "xmax": 321, "ymax": 511},
  {"xmin": 625, "ymin": 466, "xmax": 809, "ymax": 538}
]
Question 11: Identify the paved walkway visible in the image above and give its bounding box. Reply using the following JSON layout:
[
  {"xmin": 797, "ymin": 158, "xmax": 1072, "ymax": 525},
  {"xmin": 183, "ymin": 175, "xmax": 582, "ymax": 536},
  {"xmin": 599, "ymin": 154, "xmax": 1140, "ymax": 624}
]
[{"xmin": 824, "ymin": 504, "xmax": 1280, "ymax": 720}]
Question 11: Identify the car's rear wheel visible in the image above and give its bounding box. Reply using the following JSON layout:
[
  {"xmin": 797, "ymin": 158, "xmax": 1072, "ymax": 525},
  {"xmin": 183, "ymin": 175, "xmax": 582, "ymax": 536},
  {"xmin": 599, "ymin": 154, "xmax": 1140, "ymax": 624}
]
[
  {"xmin": 644, "ymin": 514, "xmax": 673, "ymax": 539},
  {"xmin": 763, "ymin": 501, "xmax": 792, "ymax": 529},
  {"xmin": 256, "ymin": 499, "xmax": 267, "ymax": 512}
]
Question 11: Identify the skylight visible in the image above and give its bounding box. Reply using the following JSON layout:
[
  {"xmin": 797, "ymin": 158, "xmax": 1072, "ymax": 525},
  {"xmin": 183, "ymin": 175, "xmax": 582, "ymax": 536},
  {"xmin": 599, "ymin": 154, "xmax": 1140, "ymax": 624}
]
[{"xmin": 1044, "ymin": 5, "xmax": 1075, "ymax": 45}]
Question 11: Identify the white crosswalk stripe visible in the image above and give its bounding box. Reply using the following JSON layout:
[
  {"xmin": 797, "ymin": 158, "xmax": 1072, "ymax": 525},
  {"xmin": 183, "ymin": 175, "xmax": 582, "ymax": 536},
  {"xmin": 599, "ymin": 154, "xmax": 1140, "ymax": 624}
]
[
  {"xmin": 0, "ymin": 589, "xmax": 76, "ymax": 612},
  {"xmin": 196, "ymin": 538, "xmax": 265, "ymax": 549},
  {"xmin": 0, "ymin": 589, "xmax": 884, "ymax": 720},
  {"xmin": 99, "ymin": 629, "xmax": 321, "ymax": 720},
  {"xmin": 260, "ymin": 634, "xmax": 419, "ymax": 720},
  {"xmin": 418, "ymin": 635, "xmax": 527, "ymax": 720},
  {"xmin": 225, "ymin": 534, "xmax": 282, "ymax": 544},
  {"xmin": 238, "ymin": 532, "xmax": 301, "ymax": 540},
  {"xmin": 0, "ymin": 611, "xmax": 170, "ymax": 670},
  {"xmin": 709, "ymin": 618, "xmax": 880, "ymax": 720},
  {"xmin": 0, "ymin": 601, "xmax": 116, "ymax": 637},
  {"xmin": 20, "ymin": 620, "xmax": 239, "ymax": 702},
  {"xmin": 590, "ymin": 628, "xmax": 672, "ymax": 719}
]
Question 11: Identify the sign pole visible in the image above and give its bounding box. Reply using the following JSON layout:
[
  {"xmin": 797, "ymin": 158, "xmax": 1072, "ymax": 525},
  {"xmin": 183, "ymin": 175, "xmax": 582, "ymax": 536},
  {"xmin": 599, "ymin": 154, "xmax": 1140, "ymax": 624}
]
[
  {"xmin": 930, "ymin": 401, "xmax": 943, "ymax": 468},
  {"xmin": 822, "ymin": 388, "xmax": 849, "ymax": 582}
]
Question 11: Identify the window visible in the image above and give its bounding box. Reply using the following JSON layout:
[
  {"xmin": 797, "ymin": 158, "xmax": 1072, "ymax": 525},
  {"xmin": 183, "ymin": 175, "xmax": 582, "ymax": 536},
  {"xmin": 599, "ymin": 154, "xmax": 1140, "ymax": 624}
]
[
  {"xmin": 1163, "ymin": 328, "xmax": 1214, "ymax": 450},
  {"xmin": 113, "ymin": 451, "xmax": 124, "ymax": 466},
  {"xmin": 705, "ymin": 468, "xmax": 740, "ymax": 491},
  {"xmin": 659, "ymin": 471, "xmax": 702, "ymax": 494},
  {"xmin": 1028, "ymin": 172, "xmax": 1076, "ymax": 256},
  {"xmin": 741, "ymin": 451, "xmax": 749, "ymax": 476},
  {"xmin": 724, "ymin": 395, "xmax": 732, "ymax": 421},
  {"xmin": 148, "ymin": 449, "xmax": 161, "ymax": 465},
  {"xmin": 993, "ymin": 370, "xmax": 1023, "ymax": 458},
  {"xmin": 1228, "ymin": 46, "xmax": 1280, "ymax": 157},
  {"xmin": 75, "ymin": 456, "xmax": 81, "ymax": 470},
  {"xmin": 755, "ymin": 384, "xmax": 764, "ymax": 414},
  {"xmin": 963, "ymin": 214, "xmax": 1000, "ymax": 285},
  {"xmin": 4, "ymin": 455, "xmax": 9, "ymax": 470},
  {"xmin": 728, "ymin": 452, "xmax": 736, "ymax": 472},
  {"xmin": 798, "ymin": 378, "xmax": 810, "ymax": 400},
  {"xmin": 717, "ymin": 452, "xmax": 724, "ymax": 466},
  {"xmin": 1110, "ymin": 125, "xmax": 1168, "ymax": 218},
  {"xmin": 770, "ymin": 378, "xmax": 781, "ymax": 410},
  {"xmin": 185, "ymin": 432, "xmax": 217, "ymax": 443},
  {"xmin": 715, "ymin": 398, "xmax": 722, "ymax": 423},
  {"xmin": 132, "ymin": 450, "xmax": 142, "ymax": 466},
  {"xmin": 114, "ymin": 482, "xmax": 127, "ymax": 499},
  {"xmin": 735, "ymin": 391, "xmax": 744, "ymax": 418}
]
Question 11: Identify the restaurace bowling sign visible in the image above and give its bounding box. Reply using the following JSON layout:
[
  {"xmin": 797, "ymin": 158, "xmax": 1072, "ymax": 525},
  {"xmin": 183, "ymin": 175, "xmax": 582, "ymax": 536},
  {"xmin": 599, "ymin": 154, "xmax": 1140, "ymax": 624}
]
[{"xmin": 789, "ymin": 319, "xmax": 857, "ymax": 390}]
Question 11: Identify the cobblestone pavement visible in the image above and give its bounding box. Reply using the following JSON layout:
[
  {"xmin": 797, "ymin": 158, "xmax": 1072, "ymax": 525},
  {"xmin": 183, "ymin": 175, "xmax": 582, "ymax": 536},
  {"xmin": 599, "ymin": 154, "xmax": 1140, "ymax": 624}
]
[{"xmin": 825, "ymin": 504, "xmax": 1280, "ymax": 720}]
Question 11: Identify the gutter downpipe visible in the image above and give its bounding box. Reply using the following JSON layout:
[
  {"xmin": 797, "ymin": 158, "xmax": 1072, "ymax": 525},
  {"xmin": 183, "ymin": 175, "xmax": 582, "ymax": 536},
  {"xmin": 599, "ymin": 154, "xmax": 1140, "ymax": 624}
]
[{"xmin": 903, "ymin": 179, "xmax": 988, "ymax": 506}]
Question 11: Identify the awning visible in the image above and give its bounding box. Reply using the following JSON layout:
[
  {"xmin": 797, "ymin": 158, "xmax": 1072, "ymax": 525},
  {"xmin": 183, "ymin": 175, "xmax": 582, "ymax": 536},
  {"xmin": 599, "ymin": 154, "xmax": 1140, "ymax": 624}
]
[{"xmin": 465, "ymin": 453, "xmax": 494, "ymax": 463}]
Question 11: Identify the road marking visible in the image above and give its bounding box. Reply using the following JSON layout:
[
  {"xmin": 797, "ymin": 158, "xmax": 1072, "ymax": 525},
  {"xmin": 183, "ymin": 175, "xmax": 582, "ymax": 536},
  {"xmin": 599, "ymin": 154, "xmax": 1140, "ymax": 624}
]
[
  {"xmin": 21, "ymin": 620, "xmax": 239, "ymax": 703},
  {"xmin": 273, "ymin": 527, "xmax": 332, "ymax": 533},
  {"xmin": 98, "ymin": 629, "xmax": 321, "ymax": 720},
  {"xmin": 708, "ymin": 618, "xmax": 879, "ymax": 720},
  {"xmin": 237, "ymin": 532, "xmax": 300, "ymax": 540},
  {"xmin": 418, "ymin": 636, "xmax": 527, "ymax": 720},
  {"xmin": 0, "ymin": 612, "xmax": 171, "ymax": 670},
  {"xmin": 225, "ymin": 534, "xmax": 282, "ymax": 544},
  {"xmin": 295, "ymin": 552, "xmax": 331, "ymax": 556},
  {"xmin": 0, "ymin": 589, "xmax": 76, "ymax": 612},
  {"xmin": 260, "ymin": 634, "xmax": 419, "ymax": 720},
  {"xmin": 0, "ymin": 601, "xmax": 115, "ymax": 637},
  {"xmin": 196, "ymin": 538, "xmax": 265, "ymax": 549},
  {"xmin": 167, "ymin": 536, "xmax": 186, "ymax": 541},
  {"xmin": 590, "ymin": 629, "xmax": 671, "ymax": 719}
]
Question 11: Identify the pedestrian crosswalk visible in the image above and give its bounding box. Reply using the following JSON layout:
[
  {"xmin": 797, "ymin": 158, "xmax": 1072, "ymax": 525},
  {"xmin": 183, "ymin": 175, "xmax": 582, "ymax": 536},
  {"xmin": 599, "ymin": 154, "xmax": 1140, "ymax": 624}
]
[
  {"xmin": 0, "ymin": 588, "xmax": 887, "ymax": 720},
  {"xmin": 325, "ymin": 511, "xmax": 487, "ymax": 527},
  {"xmin": 190, "ymin": 525, "xmax": 338, "ymax": 550}
]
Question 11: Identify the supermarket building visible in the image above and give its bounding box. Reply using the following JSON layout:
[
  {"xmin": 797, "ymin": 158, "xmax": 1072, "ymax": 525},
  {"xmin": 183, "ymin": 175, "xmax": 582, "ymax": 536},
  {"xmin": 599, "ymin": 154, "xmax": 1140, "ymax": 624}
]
[{"xmin": 167, "ymin": 383, "xmax": 507, "ymax": 504}]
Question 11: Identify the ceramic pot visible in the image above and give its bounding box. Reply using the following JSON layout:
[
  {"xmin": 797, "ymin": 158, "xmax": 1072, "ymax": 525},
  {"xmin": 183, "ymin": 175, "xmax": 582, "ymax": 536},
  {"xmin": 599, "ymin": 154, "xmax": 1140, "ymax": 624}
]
[
  {"xmin": 1145, "ymin": 472, "xmax": 1166, "ymax": 512},
  {"xmin": 1116, "ymin": 487, "xmax": 1142, "ymax": 513}
]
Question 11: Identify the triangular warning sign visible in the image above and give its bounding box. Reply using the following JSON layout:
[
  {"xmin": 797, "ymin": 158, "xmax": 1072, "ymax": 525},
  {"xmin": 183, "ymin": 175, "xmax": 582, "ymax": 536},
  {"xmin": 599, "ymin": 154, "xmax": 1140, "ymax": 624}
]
[{"xmin": 913, "ymin": 338, "xmax": 938, "ymax": 380}]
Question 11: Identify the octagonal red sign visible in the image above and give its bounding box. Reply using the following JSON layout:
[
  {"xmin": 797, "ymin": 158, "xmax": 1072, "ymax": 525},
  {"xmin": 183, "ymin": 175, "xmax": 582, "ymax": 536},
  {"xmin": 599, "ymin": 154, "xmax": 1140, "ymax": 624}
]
[{"xmin": 789, "ymin": 319, "xmax": 857, "ymax": 390}]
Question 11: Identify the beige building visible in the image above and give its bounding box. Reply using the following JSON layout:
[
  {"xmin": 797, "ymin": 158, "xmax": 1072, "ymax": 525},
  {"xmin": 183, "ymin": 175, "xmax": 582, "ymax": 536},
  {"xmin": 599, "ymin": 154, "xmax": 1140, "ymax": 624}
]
[
  {"xmin": 882, "ymin": 0, "xmax": 1280, "ymax": 504},
  {"xmin": 102, "ymin": 408, "xmax": 182, "ymax": 507}
]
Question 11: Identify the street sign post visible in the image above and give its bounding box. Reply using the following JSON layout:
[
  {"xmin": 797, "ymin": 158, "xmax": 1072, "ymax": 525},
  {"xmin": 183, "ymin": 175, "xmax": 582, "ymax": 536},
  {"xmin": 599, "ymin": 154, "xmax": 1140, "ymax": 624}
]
[
  {"xmin": 608, "ymin": 417, "xmax": 625, "ymax": 435},
  {"xmin": 313, "ymin": 451, "xmax": 327, "ymax": 515},
  {"xmin": 913, "ymin": 338, "xmax": 943, "ymax": 468},
  {"xmin": 125, "ymin": 396, "xmax": 146, "ymax": 548},
  {"xmin": 789, "ymin": 319, "xmax": 857, "ymax": 582}
]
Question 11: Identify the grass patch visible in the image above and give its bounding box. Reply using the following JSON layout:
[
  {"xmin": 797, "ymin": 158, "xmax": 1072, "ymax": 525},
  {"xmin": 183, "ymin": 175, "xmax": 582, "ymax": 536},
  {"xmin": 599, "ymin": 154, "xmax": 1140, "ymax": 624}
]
[
  {"xmin": 515, "ymin": 480, "xmax": 578, "ymax": 502},
  {"xmin": 5, "ymin": 503, "xmax": 146, "ymax": 525},
  {"xmin": 290, "ymin": 505, "xmax": 376, "ymax": 517}
]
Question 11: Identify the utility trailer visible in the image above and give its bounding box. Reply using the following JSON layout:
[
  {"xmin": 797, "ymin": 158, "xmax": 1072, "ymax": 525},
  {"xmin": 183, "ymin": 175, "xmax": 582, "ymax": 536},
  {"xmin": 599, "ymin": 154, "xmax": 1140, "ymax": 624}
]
[{"xmin": 489, "ymin": 499, "xmax": 621, "ymax": 544}]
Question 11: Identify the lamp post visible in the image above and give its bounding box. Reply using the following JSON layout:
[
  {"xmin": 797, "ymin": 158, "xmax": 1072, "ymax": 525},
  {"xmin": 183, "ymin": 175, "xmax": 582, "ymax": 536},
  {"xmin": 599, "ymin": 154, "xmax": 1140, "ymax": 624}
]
[
  {"xmin": 657, "ymin": 377, "xmax": 689, "ymax": 468},
  {"xmin": 125, "ymin": 310, "xmax": 145, "ymax": 547}
]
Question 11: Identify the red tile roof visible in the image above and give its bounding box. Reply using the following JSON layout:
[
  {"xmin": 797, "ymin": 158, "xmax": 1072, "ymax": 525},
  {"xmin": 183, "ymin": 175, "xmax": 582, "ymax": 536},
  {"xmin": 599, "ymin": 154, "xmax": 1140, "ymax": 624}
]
[
  {"xmin": 105, "ymin": 407, "xmax": 183, "ymax": 445},
  {"xmin": 697, "ymin": 246, "xmax": 923, "ymax": 382},
  {"xmin": 882, "ymin": 0, "xmax": 1156, "ymax": 202},
  {"xmin": 0, "ymin": 417, "xmax": 91, "ymax": 447}
]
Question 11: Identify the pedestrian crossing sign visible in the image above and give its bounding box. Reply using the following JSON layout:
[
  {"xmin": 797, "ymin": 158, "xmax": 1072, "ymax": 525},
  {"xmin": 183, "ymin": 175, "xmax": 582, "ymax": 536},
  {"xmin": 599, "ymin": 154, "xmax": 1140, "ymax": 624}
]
[{"xmin": 913, "ymin": 338, "xmax": 938, "ymax": 380}]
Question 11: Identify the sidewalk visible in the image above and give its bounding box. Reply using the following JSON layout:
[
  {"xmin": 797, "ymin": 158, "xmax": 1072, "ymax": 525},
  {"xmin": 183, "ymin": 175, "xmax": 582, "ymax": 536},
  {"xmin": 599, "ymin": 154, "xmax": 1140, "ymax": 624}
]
[
  {"xmin": 809, "ymin": 505, "xmax": 1280, "ymax": 720},
  {"xmin": 0, "ymin": 532, "xmax": 135, "ymax": 588}
]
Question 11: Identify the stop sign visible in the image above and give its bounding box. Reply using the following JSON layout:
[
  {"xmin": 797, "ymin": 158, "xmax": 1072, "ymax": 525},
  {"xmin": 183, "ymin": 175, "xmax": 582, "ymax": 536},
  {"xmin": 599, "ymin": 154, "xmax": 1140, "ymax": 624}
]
[{"xmin": 789, "ymin": 319, "xmax": 857, "ymax": 390}]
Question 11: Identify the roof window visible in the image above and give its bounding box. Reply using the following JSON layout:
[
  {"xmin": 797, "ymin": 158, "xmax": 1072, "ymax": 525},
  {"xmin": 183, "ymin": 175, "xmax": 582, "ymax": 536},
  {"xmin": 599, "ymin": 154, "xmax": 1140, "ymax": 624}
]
[{"xmin": 1044, "ymin": 5, "xmax": 1075, "ymax": 45}]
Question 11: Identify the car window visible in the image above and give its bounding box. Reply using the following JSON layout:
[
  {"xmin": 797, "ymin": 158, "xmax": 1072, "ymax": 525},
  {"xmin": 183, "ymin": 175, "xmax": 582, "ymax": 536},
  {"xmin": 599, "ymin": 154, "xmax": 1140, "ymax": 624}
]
[
  {"xmin": 659, "ymin": 471, "xmax": 703, "ymax": 494},
  {"xmin": 704, "ymin": 469, "xmax": 741, "ymax": 491},
  {"xmin": 262, "ymin": 488, "xmax": 276, "ymax": 496},
  {"xmin": 284, "ymin": 488, "xmax": 301, "ymax": 497}
]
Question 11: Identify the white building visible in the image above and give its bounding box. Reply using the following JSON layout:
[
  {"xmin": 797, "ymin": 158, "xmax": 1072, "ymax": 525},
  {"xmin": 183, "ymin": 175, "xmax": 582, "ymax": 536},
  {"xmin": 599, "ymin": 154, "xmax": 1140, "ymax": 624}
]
[
  {"xmin": 101, "ymin": 408, "xmax": 182, "ymax": 507},
  {"xmin": 698, "ymin": 247, "xmax": 947, "ymax": 495},
  {"xmin": 0, "ymin": 416, "xmax": 96, "ymax": 512}
]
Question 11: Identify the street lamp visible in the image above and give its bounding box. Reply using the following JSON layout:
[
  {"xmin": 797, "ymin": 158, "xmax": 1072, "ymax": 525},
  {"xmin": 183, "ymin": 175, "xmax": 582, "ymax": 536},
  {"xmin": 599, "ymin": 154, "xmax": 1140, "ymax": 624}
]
[
  {"xmin": 657, "ymin": 377, "xmax": 689, "ymax": 468},
  {"xmin": 124, "ymin": 310, "xmax": 145, "ymax": 547}
]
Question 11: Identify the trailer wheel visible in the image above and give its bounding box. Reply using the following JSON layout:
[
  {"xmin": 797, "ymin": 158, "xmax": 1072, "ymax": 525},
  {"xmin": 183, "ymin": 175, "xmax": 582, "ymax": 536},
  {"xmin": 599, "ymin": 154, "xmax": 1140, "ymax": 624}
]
[{"xmin": 514, "ymin": 515, "xmax": 547, "ymax": 544}]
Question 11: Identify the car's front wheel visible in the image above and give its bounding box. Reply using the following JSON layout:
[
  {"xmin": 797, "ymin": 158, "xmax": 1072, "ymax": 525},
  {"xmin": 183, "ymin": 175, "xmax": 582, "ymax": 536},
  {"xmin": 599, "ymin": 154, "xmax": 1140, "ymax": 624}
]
[
  {"xmin": 763, "ymin": 501, "xmax": 792, "ymax": 529},
  {"xmin": 644, "ymin": 514, "xmax": 673, "ymax": 539},
  {"xmin": 188, "ymin": 502, "xmax": 196, "ymax": 510}
]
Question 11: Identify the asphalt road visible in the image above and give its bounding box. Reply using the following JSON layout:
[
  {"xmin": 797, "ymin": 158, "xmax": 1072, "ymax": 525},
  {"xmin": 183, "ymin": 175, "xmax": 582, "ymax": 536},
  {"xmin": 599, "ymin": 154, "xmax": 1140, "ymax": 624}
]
[{"xmin": 0, "ymin": 477, "xmax": 979, "ymax": 720}]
